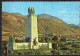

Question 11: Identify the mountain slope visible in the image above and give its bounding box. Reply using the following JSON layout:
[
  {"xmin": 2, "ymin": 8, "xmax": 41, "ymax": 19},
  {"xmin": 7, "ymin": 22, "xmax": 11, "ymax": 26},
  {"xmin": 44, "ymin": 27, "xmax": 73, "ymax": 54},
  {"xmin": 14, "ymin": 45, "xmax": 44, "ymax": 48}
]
[
  {"xmin": 2, "ymin": 12, "xmax": 26, "ymax": 32},
  {"xmin": 77, "ymin": 24, "xmax": 80, "ymax": 27},
  {"xmin": 37, "ymin": 14, "xmax": 77, "ymax": 27},
  {"xmin": 38, "ymin": 18, "xmax": 79, "ymax": 36},
  {"xmin": 37, "ymin": 14, "xmax": 68, "ymax": 25},
  {"xmin": 2, "ymin": 12, "xmax": 80, "ymax": 37}
]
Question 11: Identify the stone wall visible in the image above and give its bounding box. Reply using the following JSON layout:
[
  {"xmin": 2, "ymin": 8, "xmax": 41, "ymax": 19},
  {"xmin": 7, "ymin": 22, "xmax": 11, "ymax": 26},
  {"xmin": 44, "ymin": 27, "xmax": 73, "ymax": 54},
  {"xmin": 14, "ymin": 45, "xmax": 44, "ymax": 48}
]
[
  {"xmin": 39, "ymin": 43, "xmax": 48, "ymax": 46},
  {"xmin": 48, "ymin": 43, "xmax": 52, "ymax": 49},
  {"xmin": 39, "ymin": 42, "xmax": 52, "ymax": 49},
  {"xmin": 13, "ymin": 42, "xmax": 29, "ymax": 50},
  {"xmin": 8, "ymin": 42, "xmax": 52, "ymax": 50}
]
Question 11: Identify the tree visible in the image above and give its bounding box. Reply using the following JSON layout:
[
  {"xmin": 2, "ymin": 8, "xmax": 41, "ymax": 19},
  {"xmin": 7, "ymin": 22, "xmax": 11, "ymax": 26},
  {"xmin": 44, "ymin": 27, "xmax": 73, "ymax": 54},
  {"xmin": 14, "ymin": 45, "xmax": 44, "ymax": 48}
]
[
  {"xmin": 2, "ymin": 41, "xmax": 8, "ymax": 55},
  {"xmin": 52, "ymin": 42, "xmax": 57, "ymax": 49},
  {"xmin": 57, "ymin": 47, "xmax": 63, "ymax": 55},
  {"xmin": 60, "ymin": 36, "xmax": 66, "ymax": 42},
  {"xmin": 41, "ymin": 37, "xmax": 45, "ymax": 42},
  {"xmin": 52, "ymin": 36, "xmax": 58, "ymax": 41}
]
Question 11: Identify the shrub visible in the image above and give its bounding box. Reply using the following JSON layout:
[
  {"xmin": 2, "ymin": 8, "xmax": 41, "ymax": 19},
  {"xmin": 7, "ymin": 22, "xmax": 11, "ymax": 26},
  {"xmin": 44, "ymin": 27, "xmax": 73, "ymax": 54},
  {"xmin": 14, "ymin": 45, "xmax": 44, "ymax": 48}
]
[
  {"xmin": 52, "ymin": 42, "xmax": 57, "ymax": 49},
  {"xmin": 10, "ymin": 49, "xmax": 48, "ymax": 55},
  {"xmin": 62, "ymin": 45, "xmax": 71, "ymax": 50},
  {"xmin": 52, "ymin": 36, "xmax": 58, "ymax": 41},
  {"xmin": 71, "ymin": 43, "xmax": 80, "ymax": 48},
  {"xmin": 2, "ymin": 41, "xmax": 8, "ymax": 55},
  {"xmin": 60, "ymin": 36, "xmax": 66, "ymax": 42}
]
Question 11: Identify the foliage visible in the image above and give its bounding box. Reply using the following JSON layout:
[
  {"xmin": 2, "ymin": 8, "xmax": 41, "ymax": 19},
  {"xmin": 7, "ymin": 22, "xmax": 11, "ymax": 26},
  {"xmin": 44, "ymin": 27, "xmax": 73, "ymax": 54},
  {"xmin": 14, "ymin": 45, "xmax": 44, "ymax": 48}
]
[
  {"xmin": 60, "ymin": 36, "xmax": 66, "ymax": 42},
  {"xmin": 2, "ymin": 41, "xmax": 8, "ymax": 55},
  {"xmin": 8, "ymin": 49, "xmax": 53, "ymax": 55},
  {"xmin": 39, "ymin": 45, "xmax": 48, "ymax": 49},
  {"xmin": 52, "ymin": 36, "xmax": 58, "ymax": 41},
  {"xmin": 53, "ymin": 47, "xmax": 63, "ymax": 55},
  {"xmin": 62, "ymin": 45, "xmax": 71, "ymax": 50},
  {"xmin": 9, "ymin": 35, "xmax": 15, "ymax": 43},
  {"xmin": 71, "ymin": 43, "xmax": 80, "ymax": 48},
  {"xmin": 52, "ymin": 42, "xmax": 57, "ymax": 49},
  {"xmin": 2, "ymin": 39, "xmax": 80, "ymax": 55}
]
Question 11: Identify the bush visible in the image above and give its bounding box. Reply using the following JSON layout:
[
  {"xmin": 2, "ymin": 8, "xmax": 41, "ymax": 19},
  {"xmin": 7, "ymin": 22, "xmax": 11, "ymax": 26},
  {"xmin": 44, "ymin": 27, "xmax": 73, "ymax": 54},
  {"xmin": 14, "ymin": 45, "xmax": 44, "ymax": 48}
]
[
  {"xmin": 60, "ymin": 36, "xmax": 66, "ymax": 42},
  {"xmin": 52, "ymin": 36, "xmax": 58, "ymax": 41},
  {"xmin": 10, "ymin": 49, "xmax": 49, "ymax": 55},
  {"xmin": 58, "ymin": 42, "xmax": 66, "ymax": 49},
  {"xmin": 71, "ymin": 43, "xmax": 80, "ymax": 48},
  {"xmin": 52, "ymin": 42, "xmax": 57, "ymax": 49},
  {"xmin": 62, "ymin": 45, "xmax": 71, "ymax": 50},
  {"xmin": 2, "ymin": 41, "xmax": 8, "ymax": 55},
  {"xmin": 51, "ymin": 49, "xmax": 58, "ymax": 55}
]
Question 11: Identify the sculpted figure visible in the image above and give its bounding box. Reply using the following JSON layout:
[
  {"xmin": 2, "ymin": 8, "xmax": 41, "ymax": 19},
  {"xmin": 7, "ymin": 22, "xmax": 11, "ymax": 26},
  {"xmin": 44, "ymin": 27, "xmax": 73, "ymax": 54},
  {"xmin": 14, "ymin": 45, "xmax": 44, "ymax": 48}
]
[
  {"xmin": 28, "ymin": 7, "xmax": 35, "ymax": 15},
  {"xmin": 9, "ymin": 35, "xmax": 15, "ymax": 43},
  {"xmin": 28, "ymin": 7, "xmax": 31, "ymax": 13},
  {"xmin": 33, "ymin": 38, "xmax": 38, "ymax": 45}
]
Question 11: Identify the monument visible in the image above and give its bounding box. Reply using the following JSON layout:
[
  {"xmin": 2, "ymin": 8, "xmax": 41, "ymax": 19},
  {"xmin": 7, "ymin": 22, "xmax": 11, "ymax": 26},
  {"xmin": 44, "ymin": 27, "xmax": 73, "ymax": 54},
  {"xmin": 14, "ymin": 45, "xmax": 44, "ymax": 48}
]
[
  {"xmin": 7, "ymin": 7, "xmax": 52, "ymax": 50},
  {"xmin": 25, "ymin": 7, "xmax": 39, "ymax": 49}
]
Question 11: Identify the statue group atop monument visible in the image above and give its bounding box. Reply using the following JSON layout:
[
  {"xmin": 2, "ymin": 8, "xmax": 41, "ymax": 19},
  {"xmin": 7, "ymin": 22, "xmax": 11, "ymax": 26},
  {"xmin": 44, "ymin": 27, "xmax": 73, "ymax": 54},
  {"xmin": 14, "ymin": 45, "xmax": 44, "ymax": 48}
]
[{"xmin": 28, "ymin": 7, "xmax": 35, "ymax": 15}]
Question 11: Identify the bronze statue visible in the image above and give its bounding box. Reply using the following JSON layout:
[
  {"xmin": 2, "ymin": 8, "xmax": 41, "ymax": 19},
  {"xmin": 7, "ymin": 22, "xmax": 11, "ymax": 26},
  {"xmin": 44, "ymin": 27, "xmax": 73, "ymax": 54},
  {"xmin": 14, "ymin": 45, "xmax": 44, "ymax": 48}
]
[
  {"xmin": 28, "ymin": 7, "xmax": 35, "ymax": 15},
  {"xmin": 33, "ymin": 38, "xmax": 38, "ymax": 45}
]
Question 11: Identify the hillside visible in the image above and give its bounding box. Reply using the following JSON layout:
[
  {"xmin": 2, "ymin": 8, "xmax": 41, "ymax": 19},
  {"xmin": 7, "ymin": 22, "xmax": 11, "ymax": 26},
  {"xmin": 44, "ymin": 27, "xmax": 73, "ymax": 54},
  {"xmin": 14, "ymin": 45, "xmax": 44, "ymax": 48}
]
[
  {"xmin": 2, "ymin": 12, "xmax": 80, "ymax": 37},
  {"xmin": 77, "ymin": 24, "xmax": 80, "ymax": 27},
  {"xmin": 37, "ymin": 14, "xmax": 77, "ymax": 27},
  {"xmin": 37, "ymin": 14, "xmax": 68, "ymax": 26},
  {"xmin": 2, "ymin": 12, "xmax": 26, "ymax": 33},
  {"xmin": 38, "ymin": 18, "xmax": 79, "ymax": 36}
]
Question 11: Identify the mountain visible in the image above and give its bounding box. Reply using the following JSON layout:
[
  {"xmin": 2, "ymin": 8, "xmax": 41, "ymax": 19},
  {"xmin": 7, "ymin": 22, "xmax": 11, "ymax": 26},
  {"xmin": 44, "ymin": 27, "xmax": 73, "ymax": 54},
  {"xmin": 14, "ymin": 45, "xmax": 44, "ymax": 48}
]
[
  {"xmin": 37, "ymin": 14, "xmax": 80, "ymax": 31},
  {"xmin": 2, "ymin": 12, "xmax": 26, "ymax": 33},
  {"xmin": 37, "ymin": 14, "xmax": 78, "ymax": 27},
  {"xmin": 77, "ymin": 24, "xmax": 80, "ymax": 27},
  {"xmin": 2, "ymin": 12, "xmax": 80, "ymax": 37},
  {"xmin": 38, "ymin": 18, "xmax": 79, "ymax": 36},
  {"xmin": 11, "ymin": 12, "xmax": 24, "ymax": 17},
  {"xmin": 37, "ymin": 14, "xmax": 68, "ymax": 26}
]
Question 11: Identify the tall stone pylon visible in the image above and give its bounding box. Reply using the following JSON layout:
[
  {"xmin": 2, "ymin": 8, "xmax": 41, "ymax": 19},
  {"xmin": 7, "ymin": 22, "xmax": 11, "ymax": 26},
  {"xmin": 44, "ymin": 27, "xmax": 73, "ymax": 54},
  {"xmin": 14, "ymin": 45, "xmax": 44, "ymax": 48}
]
[{"xmin": 25, "ymin": 7, "xmax": 38, "ymax": 49}]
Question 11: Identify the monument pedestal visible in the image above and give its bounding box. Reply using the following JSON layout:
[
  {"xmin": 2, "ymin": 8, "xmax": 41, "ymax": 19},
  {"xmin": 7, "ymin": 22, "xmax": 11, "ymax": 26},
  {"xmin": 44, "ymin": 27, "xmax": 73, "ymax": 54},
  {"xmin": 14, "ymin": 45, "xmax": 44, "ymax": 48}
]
[
  {"xmin": 26, "ymin": 15, "xmax": 38, "ymax": 49},
  {"xmin": 48, "ymin": 43, "xmax": 52, "ymax": 49}
]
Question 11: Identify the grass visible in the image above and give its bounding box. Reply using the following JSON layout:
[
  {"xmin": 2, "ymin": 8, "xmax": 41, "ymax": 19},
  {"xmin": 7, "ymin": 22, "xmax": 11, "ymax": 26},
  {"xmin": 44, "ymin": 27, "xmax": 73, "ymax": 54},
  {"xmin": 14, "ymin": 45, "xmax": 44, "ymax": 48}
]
[{"xmin": 66, "ymin": 41, "xmax": 80, "ymax": 43}]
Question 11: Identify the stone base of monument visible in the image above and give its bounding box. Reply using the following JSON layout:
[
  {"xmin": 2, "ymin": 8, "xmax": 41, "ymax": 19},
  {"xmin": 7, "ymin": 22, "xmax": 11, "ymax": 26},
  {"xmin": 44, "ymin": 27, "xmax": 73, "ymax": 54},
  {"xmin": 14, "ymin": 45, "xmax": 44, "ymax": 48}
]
[
  {"xmin": 33, "ymin": 45, "xmax": 39, "ymax": 49},
  {"xmin": 48, "ymin": 43, "xmax": 52, "ymax": 49}
]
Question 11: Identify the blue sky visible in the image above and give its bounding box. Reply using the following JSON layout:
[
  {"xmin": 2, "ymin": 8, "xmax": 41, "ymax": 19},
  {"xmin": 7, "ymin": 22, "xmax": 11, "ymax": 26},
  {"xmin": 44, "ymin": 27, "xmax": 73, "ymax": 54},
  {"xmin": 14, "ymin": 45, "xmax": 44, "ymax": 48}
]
[{"xmin": 2, "ymin": 2, "xmax": 80, "ymax": 25}]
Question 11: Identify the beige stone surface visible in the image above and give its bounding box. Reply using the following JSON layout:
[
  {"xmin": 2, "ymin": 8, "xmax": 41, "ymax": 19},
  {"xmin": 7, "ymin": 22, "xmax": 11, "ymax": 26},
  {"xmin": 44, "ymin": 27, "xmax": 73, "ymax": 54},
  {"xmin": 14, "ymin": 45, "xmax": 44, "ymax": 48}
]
[
  {"xmin": 39, "ymin": 43, "xmax": 48, "ymax": 46},
  {"xmin": 25, "ymin": 15, "xmax": 38, "ymax": 49},
  {"xmin": 33, "ymin": 45, "xmax": 39, "ymax": 49},
  {"xmin": 48, "ymin": 43, "xmax": 52, "ymax": 49},
  {"xmin": 13, "ymin": 42, "xmax": 29, "ymax": 50}
]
